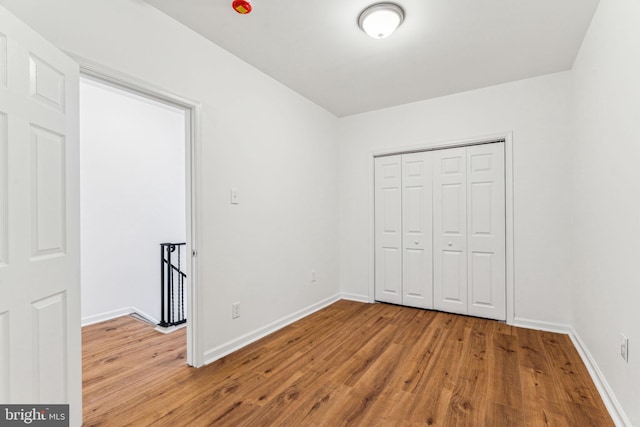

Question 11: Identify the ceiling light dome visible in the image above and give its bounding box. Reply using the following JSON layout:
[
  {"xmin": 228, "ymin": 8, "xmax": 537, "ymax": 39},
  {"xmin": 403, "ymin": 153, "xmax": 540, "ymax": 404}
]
[{"xmin": 358, "ymin": 3, "xmax": 405, "ymax": 39}]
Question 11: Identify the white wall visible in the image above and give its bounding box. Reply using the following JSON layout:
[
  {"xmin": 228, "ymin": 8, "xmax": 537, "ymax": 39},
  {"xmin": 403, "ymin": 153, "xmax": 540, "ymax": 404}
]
[
  {"xmin": 80, "ymin": 77, "xmax": 186, "ymax": 325},
  {"xmin": 339, "ymin": 72, "xmax": 573, "ymax": 325},
  {"xmin": 571, "ymin": 0, "xmax": 640, "ymax": 424},
  {"xmin": 0, "ymin": 0, "xmax": 340, "ymax": 364}
]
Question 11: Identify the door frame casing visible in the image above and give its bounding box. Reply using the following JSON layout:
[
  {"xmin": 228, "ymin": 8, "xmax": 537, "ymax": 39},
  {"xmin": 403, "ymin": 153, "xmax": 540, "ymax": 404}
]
[
  {"xmin": 69, "ymin": 53, "xmax": 203, "ymax": 367},
  {"xmin": 368, "ymin": 132, "xmax": 515, "ymax": 324}
]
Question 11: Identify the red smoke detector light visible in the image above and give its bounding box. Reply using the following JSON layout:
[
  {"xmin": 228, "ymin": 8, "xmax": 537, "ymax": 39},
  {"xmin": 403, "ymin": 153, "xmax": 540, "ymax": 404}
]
[{"xmin": 232, "ymin": 0, "xmax": 252, "ymax": 14}]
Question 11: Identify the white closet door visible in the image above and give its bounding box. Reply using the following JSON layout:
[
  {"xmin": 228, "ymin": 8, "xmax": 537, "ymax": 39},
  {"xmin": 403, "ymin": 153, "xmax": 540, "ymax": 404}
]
[
  {"xmin": 401, "ymin": 152, "xmax": 433, "ymax": 309},
  {"xmin": 374, "ymin": 155, "xmax": 402, "ymax": 304},
  {"xmin": 433, "ymin": 147, "xmax": 467, "ymax": 315},
  {"xmin": 466, "ymin": 143, "xmax": 506, "ymax": 320},
  {"xmin": 0, "ymin": 6, "xmax": 81, "ymax": 422}
]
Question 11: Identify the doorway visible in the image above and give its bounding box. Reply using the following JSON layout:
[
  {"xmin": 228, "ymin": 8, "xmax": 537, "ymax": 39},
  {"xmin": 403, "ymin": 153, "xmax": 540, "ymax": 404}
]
[
  {"xmin": 369, "ymin": 134, "xmax": 515, "ymax": 324},
  {"xmin": 374, "ymin": 142, "xmax": 506, "ymax": 321},
  {"xmin": 76, "ymin": 62, "xmax": 200, "ymax": 367},
  {"xmin": 80, "ymin": 75, "xmax": 187, "ymax": 327}
]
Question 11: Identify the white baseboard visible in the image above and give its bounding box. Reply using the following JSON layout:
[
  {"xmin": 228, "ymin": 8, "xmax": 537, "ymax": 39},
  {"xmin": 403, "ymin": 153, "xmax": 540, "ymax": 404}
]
[
  {"xmin": 512, "ymin": 317, "xmax": 572, "ymax": 334},
  {"xmin": 512, "ymin": 317, "xmax": 630, "ymax": 426},
  {"xmin": 155, "ymin": 323, "xmax": 187, "ymax": 334},
  {"xmin": 130, "ymin": 307, "xmax": 159, "ymax": 325},
  {"xmin": 81, "ymin": 306, "xmax": 159, "ymax": 327},
  {"xmin": 340, "ymin": 292, "xmax": 370, "ymax": 303},
  {"xmin": 82, "ymin": 307, "xmax": 134, "ymax": 326},
  {"xmin": 568, "ymin": 328, "xmax": 631, "ymax": 427},
  {"xmin": 203, "ymin": 293, "xmax": 342, "ymax": 366}
]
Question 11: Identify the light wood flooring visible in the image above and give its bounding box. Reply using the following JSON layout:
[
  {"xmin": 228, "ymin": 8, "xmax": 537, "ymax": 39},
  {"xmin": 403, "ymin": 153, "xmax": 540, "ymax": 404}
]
[{"xmin": 82, "ymin": 300, "xmax": 613, "ymax": 426}]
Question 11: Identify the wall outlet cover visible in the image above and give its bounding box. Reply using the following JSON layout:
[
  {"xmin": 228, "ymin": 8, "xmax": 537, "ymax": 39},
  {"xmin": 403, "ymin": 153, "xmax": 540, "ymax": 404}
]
[
  {"xmin": 232, "ymin": 302, "xmax": 240, "ymax": 319},
  {"xmin": 621, "ymin": 333, "xmax": 629, "ymax": 362}
]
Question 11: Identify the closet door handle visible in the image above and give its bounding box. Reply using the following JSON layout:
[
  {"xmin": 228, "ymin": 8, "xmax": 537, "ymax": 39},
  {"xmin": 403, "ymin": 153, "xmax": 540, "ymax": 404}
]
[
  {"xmin": 447, "ymin": 242, "xmax": 453, "ymax": 247},
  {"xmin": 414, "ymin": 240, "xmax": 419, "ymax": 245}
]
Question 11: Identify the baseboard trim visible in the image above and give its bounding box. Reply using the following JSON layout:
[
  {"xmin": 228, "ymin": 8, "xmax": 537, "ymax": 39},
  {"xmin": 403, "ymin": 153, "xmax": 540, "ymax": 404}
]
[
  {"xmin": 568, "ymin": 328, "xmax": 631, "ymax": 427},
  {"xmin": 203, "ymin": 294, "xmax": 342, "ymax": 365},
  {"xmin": 82, "ymin": 307, "xmax": 134, "ymax": 326},
  {"xmin": 512, "ymin": 317, "xmax": 630, "ymax": 426},
  {"xmin": 81, "ymin": 306, "xmax": 159, "ymax": 327},
  {"xmin": 155, "ymin": 323, "xmax": 187, "ymax": 334},
  {"xmin": 340, "ymin": 292, "xmax": 370, "ymax": 303},
  {"xmin": 130, "ymin": 307, "xmax": 159, "ymax": 325},
  {"xmin": 512, "ymin": 317, "xmax": 572, "ymax": 334}
]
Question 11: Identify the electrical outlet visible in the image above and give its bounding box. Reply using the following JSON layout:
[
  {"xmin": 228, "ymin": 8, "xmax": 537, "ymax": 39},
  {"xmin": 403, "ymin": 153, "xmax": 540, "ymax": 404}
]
[
  {"xmin": 311, "ymin": 270, "xmax": 317, "ymax": 283},
  {"xmin": 621, "ymin": 333, "xmax": 629, "ymax": 362},
  {"xmin": 232, "ymin": 302, "xmax": 240, "ymax": 319}
]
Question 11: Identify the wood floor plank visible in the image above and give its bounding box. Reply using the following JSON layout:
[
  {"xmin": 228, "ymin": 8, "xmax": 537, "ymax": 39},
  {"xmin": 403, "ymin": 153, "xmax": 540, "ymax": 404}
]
[
  {"xmin": 82, "ymin": 301, "xmax": 614, "ymax": 426},
  {"xmin": 540, "ymin": 332, "xmax": 601, "ymax": 405},
  {"xmin": 443, "ymin": 318, "xmax": 490, "ymax": 426}
]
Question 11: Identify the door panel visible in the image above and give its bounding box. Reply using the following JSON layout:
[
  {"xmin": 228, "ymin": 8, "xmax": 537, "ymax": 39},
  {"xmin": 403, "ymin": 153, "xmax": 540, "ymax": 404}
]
[
  {"xmin": 0, "ymin": 33, "xmax": 6, "ymax": 87},
  {"xmin": 401, "ymin": 152, "xmax": 432, "ymax": 308},
  {"xmin": 442, "ymin": 183, "xmax": 464, "ymax": 233},
  {"xmin": 0, "ymin": 111, "xmax": 7, "ymax": 266},
  {"xmin": 470, "ymin": 182, "xmax": 492, "ymax": 234},
  {"xmin": 433, "ymin": 148, "xmax": 467, "ymax": 314},
  {"xmin": 374, "ymin": 155, "xmax": 402, "ymax": 304},
  {"xmin": 467, "ymin": 143, "xmax": 505, "ymax": 320},
  {"xmin": 0, "ymin": 311, "xmax": 8, "ymax": 401},
  {"xmin": 469, "ymin": 252, "xmax": 493, "ymax": 304},
  {"xmin": 32, "ymin": 292, "xmax": 67, "ymax": 401},
  {"xmin": 0, "ymin": 6, "xmax": 80, "ymax": 423},
  {"xmin": 30, "ymin": 125, "xmax": 66, "ymax": 258},
  {"xmin": 442, "ymin": 250, "xmax": 465, "ymax": 302},
  {"xmin": 382, "ymin": 247, "xmax": 401, "ymax": 294},
  {"xmin": 403, "ymin": 248, "xmax": 422, "ymax": 296}
]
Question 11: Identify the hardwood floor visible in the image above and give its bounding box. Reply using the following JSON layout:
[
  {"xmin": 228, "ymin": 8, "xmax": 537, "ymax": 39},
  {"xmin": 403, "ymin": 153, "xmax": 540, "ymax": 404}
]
[{"xmin": 82, "ymin": 300, "xmax": 613, "ymax": 426}]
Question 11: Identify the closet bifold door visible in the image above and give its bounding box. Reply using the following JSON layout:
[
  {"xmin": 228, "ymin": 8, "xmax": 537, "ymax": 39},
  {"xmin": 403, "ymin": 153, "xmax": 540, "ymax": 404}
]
[
  {"xmin": 374, "ymin": 155, "xmax": 403, "ymax": 304},
  {"xmin": 433, "ymin": 147, "xmax": 468, "ymax": 315},
  {"xmin": 466, "ymin": 143, "xmax": 506, "ymax": 320},
  {"xmin": 401, "ymin": 152, "xmax": 433, "ymax": 309}
]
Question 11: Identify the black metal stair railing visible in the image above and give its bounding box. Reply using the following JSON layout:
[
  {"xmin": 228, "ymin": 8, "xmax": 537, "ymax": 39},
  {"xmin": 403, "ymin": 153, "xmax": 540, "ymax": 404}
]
[{"xmin": 159, "ymin": 242, "xmax": 187, "ymax": 327}]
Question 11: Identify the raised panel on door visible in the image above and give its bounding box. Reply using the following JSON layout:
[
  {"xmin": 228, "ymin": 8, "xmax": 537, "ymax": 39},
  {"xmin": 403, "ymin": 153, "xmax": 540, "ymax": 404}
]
[
  {"xmin": 32, "ymin": 293, "xmax": 67, "ymax": 402},
  {"xmin": 30, "ymin": 125, "xmax": 66, "ymax": 259},
  {"xmin": 0, "ymin": 7, "xmax": 81, "ymax": 423},
  {"xmin": 401, "ymin": 152, "xmax": 433, "ymax": 309},
  {"xmin": 0, "ymin": 111, "xmax": 7, "ymax": 266},
  {"xmin": 0, "ymin": 310, "xmax": 8, "ymax": 401},
  {"xmin": 467, "ymin": 143, "xmax": 506, "ymax": 320},
  {"xmin": 374, "ymin": 155, "xmax": 402, "ymax": 304},
  {"xmin": 433, "ymin": 147, "xmax": 467, "ymax": 315},
  {"xmin": 0, "ymin": 32, "xmax": 6, "ymax": 87}
]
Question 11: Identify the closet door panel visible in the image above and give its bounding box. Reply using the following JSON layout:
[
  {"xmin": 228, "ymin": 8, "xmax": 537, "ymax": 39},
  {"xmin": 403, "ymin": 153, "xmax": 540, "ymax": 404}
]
[
  {"xmin": 433, "ymin": 148, "xmax": 467, "ymax": 315},
  {"xmin": 402, "ymin": 152, "xmax": 433, "ymax": 309},
  {"xmin": 467, "ymin": 143, "xmax": 506, "ymax": 320},
  {"xmin": 374, "ymin": 155, "xmax": 402, "ymax": 304}
]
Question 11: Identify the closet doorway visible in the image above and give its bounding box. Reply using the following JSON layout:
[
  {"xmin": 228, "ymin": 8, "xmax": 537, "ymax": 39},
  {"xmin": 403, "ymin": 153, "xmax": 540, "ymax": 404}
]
[{"xmin": 373, "ymin": 139, "xmax": 510, "ymax": 321}]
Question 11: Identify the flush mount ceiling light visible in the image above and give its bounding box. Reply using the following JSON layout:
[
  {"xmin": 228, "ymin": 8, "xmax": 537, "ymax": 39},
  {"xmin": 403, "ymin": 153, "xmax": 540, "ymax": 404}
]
[{"xmin": 358, "ymin": 3, "xmax": 405, "ymax": 39}]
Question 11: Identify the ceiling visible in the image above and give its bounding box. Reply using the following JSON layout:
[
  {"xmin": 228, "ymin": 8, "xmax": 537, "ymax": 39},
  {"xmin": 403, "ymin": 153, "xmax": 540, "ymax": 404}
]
[{"xmin": 145, "ymin": 0, "xmax": 600, "ymax": 117}]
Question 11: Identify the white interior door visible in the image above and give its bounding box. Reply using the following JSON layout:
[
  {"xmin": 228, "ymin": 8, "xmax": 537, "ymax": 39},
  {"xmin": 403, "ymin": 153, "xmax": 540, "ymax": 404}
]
[
  {"xmin": 374, "ymin": 155, "xmax": 402, "ymax": 305},
  {"xmin": 0, "ymin": 6, "xmax": 81, "ymax": 424},
  {"xmin": 401, "ymin": 152, "xmax": 433, "ymax": 309},
  {"xmin": 466, "ymin": 143, "xmax": 505, "ymax": 320},
  {"xmin": 433, "ymin": 147, "xmax": 468, "ymax": 315}
]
